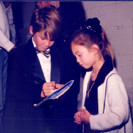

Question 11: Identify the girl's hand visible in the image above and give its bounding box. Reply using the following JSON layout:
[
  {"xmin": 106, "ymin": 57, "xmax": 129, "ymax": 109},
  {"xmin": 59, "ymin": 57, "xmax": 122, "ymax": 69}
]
[
  {"xmin": 80, "ymin": 109, "xmax": 91, "ymax": 124},
  {"xmin": 74, "ymin": 110, "xmax": 82, "ymax": 124},
  {"xmin": 41, "ymin": 81, "xmax": 56, "ymax": 97}
]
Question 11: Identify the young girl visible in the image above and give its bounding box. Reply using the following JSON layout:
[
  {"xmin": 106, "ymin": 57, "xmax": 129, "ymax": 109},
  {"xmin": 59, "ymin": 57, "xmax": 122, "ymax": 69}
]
[{"xmin": 71, "ymin": 18, "xmax": 132, "ymax": 133}]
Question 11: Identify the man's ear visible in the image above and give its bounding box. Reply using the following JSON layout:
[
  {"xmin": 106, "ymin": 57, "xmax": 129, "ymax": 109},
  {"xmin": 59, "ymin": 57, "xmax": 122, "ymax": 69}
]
[{"xmin": 29, "ymin": 26, "xmax": 33, "ymax": 35}]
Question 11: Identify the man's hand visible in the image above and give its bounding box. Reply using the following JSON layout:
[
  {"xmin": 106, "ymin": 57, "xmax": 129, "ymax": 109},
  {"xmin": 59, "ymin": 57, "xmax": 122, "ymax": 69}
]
[{"xmin": 41, "ymin": 81, "xmax": 64, "ymax": 97}]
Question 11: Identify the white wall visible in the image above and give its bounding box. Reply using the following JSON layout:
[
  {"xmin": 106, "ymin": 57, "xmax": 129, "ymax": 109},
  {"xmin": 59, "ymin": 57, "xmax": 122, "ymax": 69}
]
[{"xmin": 82, "ymin": 1, "xmax": 133, "ymax": 110}]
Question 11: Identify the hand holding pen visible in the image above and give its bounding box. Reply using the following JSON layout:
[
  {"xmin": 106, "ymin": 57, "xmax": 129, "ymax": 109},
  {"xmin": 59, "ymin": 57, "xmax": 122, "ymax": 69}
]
[
  {"xmin": 33, "ymin": 76, "xmax": 64, "ymax": 98},
  {"xmin": 41, "ymin": 81, "xmax": 64, "ymax": 97}
]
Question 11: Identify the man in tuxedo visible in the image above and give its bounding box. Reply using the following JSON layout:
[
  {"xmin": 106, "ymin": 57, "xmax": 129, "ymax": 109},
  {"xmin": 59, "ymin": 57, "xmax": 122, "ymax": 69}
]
[{"xmin": 3, "ymin": 7, "xmax": 80, "ymax": 133}]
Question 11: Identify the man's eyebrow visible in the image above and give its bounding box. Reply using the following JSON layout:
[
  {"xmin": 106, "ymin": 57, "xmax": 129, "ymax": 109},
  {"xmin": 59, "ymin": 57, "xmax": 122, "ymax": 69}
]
[
  {"xmin": 74, "ymin": 51, "xmax": 79, "ymax": 55},
  {"xmin": 39, "ymin": 34, "xmax": 48, "ymax": 40}
]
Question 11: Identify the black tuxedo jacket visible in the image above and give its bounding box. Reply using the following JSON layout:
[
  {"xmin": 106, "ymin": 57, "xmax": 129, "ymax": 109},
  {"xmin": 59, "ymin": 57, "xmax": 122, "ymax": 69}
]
[{"xmin": 3, "ymin": 39, "xmax": 80, "ymax": 133}]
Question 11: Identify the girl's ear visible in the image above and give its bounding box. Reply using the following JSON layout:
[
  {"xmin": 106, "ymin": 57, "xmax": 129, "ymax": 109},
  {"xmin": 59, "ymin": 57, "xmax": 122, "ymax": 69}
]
[
  {"xmin": 29, "ymin": 26, "xmax": 33, "ymax": 35},
  {"xmin": 91, "ymin": 44, "xmax": 99, "ymax": 54}
]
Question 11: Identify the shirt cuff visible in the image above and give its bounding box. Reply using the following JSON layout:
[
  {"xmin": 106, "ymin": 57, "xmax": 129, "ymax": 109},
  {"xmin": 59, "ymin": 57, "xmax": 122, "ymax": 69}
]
[{"xmin": 3, "ymin": 41, "xmax": 14, "ymax": 52}]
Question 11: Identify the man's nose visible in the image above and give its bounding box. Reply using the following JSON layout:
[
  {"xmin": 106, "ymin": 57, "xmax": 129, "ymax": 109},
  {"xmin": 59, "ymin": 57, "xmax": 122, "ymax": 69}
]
[
  {"xmin": 45, "ymin": 40, "xmax": 50, "ymax": 47},
  {"xmin": 76, "ymin": 57, "xmax": 80, "ymax": 63}
]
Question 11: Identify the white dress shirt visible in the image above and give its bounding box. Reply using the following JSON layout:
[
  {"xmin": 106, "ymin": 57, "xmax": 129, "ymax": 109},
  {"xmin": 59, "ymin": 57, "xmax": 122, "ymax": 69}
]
[
  {"xmin": 32, "ymin": 38, "xmax": 51, "ymax": 82},
  {"xmin": 4, "ymin": 3, "xmax": 16, "ymax": 45},
  {"xmin": 0, "ymin": 2, "xmax": 14, "ymax": 51}
]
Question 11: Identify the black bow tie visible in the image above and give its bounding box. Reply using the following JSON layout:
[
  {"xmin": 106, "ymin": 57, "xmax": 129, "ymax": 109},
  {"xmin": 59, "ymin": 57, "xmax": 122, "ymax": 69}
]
[{"xmin": 35, "ymin": 47, "xmax": 50, "ymax": 58}]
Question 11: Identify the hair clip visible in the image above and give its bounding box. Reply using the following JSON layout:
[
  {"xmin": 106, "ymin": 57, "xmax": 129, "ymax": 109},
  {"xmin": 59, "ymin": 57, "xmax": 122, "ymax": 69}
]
[{"xmin": 86, "ymin": 25, "xmax": 96, "ymax": 32}]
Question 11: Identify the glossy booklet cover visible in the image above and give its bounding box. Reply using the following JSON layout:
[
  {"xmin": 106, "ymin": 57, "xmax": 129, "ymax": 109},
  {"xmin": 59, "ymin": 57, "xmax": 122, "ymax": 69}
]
[{"xmin": 33, "ymin": 80, "xmax": 74, "ymax": 107}]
